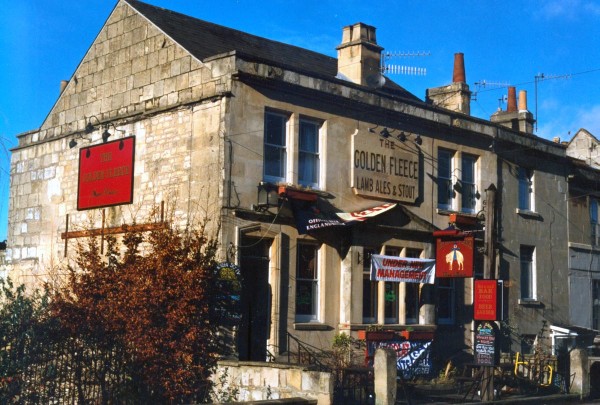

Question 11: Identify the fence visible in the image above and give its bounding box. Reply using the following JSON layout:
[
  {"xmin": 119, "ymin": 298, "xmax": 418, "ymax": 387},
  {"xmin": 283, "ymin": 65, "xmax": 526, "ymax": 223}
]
[{"xmin": 0, "ymin": 336, "xmax": 155, "ymax": 404}]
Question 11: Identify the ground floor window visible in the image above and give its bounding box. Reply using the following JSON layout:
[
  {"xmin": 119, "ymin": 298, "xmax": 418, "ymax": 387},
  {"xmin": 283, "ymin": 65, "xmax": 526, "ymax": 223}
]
[
  {"xmin": 364, "ymin": 246, "xmax": 424, "ymax": 325},
  {"xmin": 362, "ymin": 247, "xmax": 379, "ymax": 323},
  {"xmin": 295, "ymin": 242, "xmax": 319, "ymax": 322},
  {"xmin": 593, "ymin": 279, "xmax": 600, "ymax": 330},
  {"xmin": 436, "ymin": 278, "xmax": 455, "ymax": 324}
]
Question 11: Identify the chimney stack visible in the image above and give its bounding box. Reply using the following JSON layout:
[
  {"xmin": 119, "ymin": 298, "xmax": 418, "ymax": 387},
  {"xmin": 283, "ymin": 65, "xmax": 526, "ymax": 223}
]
[
  {"xmin": 336, "ymin": 23, "xmax": 383, "ymax": 87},
  {"xmin": 452, "ymin": 53, "xmax": 466, "ymax": 83},
  {"xmin": 60, "ymin": 80, "xmax": 68, "ymax": 94},
  {"xmin": 506, "ymin": 87, "xmax": 517, "ymax": 113},
  {"xmin": 518, "ymin": 90, "xmax": 527, "ymax": 112},
  {"xmin": 490, "ymin": 87, "xmax": 535, "ymax": 134},
  {"xmin": 426, "ymin": 53, "xmax": 471, "ymax": 115}
]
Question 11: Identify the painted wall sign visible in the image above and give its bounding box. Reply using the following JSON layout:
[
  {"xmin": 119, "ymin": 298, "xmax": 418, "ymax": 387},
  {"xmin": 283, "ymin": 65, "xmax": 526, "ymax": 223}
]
[
  {"xmin": 474, "ymin": 279, "xmax": 499, "ymax": 321},
  {"xmin": 474, "ymin": 321, "xmax": 497, "ymax": 366},
  {"xmin": 77, "ymin": 136, "xmax": 135, "ymax": 210},
  {"xmin": 371, "ymin": 254, "xmax": 435, "ymax": 284},
  {"xmin": 435, "ymin": 234, "xmax": 474, "ymax": 278},
  {"xmin": 351, "ymin": 132, "xmax": 419, "ymax": 203}
]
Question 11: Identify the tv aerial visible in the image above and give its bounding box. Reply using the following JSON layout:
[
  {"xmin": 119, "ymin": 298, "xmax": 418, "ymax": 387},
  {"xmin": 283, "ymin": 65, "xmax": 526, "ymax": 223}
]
[
  {"xmin": 472, "ymin": 80, "xmax": 511, "ymax": 102},
  {"xmin": 381, "ymin": 51, "xmax": 430, "ymax": 76}
]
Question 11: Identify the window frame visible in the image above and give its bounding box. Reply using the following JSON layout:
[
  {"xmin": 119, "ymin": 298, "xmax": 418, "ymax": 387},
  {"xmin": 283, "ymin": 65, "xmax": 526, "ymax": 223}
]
[
  {"xmin": 298, "ymin": 117, "xmax": 321, "ymax": 189},
  {"xmin": 436, "ymin": 278, "xmax": 455, "ymax": 325},
  {"xmin": 437, "ymin": 149, "xmax": 454, "ymax": 210},
  {"xmin": 518, "ymin": 167, "xmax": 534, "ymax": 212},
  {"xmin": 593, "ymin": 279, "xmax": 600, "ymax": 331},
  {"xmin": 520, "ymin": 245, "xmax": 536, "ymax": 301},
  {"xmin": 460, "ymin": 154, "xmax": 477, "ymax": 214},
  {"xmin": 295, "ymin": 241, "xmax": 320, "ymax": 323},
  {"xmin": 263, "ymin": 110, "xmax": 288, "ymax": 184},
  {"xmin": 591, "ymin": 198, "xmax": 599, "ymax": 246},
  {"xmin": 362, "ymin": 247, "xmax": 379, "ymax": 324},
  {"xmin": 383, "ymin": 247, "xmax": 400, "ymax": 324}
]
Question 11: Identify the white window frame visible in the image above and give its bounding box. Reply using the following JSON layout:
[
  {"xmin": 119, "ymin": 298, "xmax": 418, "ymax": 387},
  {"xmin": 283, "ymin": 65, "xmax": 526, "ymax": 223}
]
[
  {"xmin": 520, "ymin": 245, "xmax": 537, "ymax": 301},
  {"xmin": 460, "ymin": 154, "xmax": 478, "ymax": 214},
  {"xmin": 437, "ymin": 148, "xmax": 454, "ymax": 210},
  {"xmin": 518, "ymin": 167, "xmax": 534, "ymax": 212},
  {"xmin": 263, "ymin": 110, "xmax": 288, "ymax": 184},
  {"xmin": 298, "ymin": 117, "xmax": 321, "ymax": 189},
  {"xmin": 362, "ymin": 246, "xmax": 379, "ymax": 324},
  {"xmin": 295, "ymin": 242, "xmax": 320, "ymax": 322},
  {"xmin": 383, "ymin": 247, "xmax": 400, "ymax": 324}
]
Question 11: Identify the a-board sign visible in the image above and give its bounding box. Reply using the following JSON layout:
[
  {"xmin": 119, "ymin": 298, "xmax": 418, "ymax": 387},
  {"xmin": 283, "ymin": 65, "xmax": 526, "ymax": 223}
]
[{"xmin": 474, "ymin": 321, "xmax": 496, "ymax": 366}]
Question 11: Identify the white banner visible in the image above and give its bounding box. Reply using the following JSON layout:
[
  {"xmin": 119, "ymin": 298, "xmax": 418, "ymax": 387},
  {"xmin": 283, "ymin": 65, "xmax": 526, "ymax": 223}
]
[
  {"xmin": 371, "ymin": 254, "xmax": 435, "ymax": 284},
  {"xmin": 336, "ymin": 202, "xmax": 396, "ymax": 222}
]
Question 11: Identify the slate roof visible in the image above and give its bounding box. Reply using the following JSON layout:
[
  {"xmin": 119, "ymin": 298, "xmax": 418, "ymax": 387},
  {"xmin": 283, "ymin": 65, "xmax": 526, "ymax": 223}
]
[{"xmin": 125, "ymin": 0, "xmax": 421, "ymax": 101}]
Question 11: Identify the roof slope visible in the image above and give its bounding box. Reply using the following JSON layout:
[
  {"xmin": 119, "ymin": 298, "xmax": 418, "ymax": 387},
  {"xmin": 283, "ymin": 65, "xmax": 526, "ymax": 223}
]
[{"xmin": 126, "ymin": 0, "xmax": 420, "ymax": 101}]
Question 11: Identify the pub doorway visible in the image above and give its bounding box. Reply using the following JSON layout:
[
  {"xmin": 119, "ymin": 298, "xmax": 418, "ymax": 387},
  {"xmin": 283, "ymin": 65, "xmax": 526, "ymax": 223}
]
[{"xmin": 237, "ymin": 236, "xmax": 272, "ymax": 361}]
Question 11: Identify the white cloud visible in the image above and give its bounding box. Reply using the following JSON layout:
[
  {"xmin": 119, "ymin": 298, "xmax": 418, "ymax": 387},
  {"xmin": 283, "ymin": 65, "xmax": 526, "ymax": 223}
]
[
  {"xmin": 540, "ymin": 0, "xmax": 600, "ymax": 19},
  {"xmin": 537, "ymin": 103, "xmax": 600, "ymax": 142}
]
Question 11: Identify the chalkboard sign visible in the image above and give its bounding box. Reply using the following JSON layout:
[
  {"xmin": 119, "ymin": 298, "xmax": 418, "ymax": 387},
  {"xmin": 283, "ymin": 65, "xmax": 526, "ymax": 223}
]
[{"xmin": 474, "ymin": 321, "xmax": 496, "ymax": 366}]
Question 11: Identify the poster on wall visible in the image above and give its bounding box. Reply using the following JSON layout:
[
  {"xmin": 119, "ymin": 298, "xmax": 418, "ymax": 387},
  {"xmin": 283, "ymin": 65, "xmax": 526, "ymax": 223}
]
[
  {"xmin": 474, "ymin": 279, "xmax": 499, "ymax": 321},
  {"xmin": 368, "ymin": 340, "xmax": 433, "ymax": 379},
  {"xmin": 435, "ymin": 234, "xmax": 474, "ymax": 278},
  {"xmin": 77, "ymin": 136, "xmax": 135, "ymax": 210},
  {"xmin": 371, "ymin": 254, "xmax": 435, "ymax": 284}
]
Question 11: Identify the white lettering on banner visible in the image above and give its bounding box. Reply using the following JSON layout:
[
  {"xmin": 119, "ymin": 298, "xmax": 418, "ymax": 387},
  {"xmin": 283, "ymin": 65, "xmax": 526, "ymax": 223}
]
[
  {"xmin": 370, "ymin": 254, "xmax": 436, "ymax": 284},
  {"xmin": 351, "ymin": 132, "xmax": 420, "ymax": 203}
]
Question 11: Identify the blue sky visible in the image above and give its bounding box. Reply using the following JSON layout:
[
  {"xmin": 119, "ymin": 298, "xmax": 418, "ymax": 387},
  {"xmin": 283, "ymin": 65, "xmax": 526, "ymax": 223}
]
[{"xmin": 1, "ymin": 0, "xmax": 600, "ymax": 241}]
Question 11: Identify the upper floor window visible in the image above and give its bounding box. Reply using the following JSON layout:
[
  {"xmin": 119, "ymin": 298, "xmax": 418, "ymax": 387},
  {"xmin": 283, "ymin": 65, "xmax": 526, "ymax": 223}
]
[
  {"xmin": 264, "ymin": 111, "xmax": 288, "ymax": 183},
  {"xmin": 437, "ymin": 149, "xmax": 454, "ymax": 210},
  {"xmin": 295, "ymin": 242, "xmax": 319, "ymax": 322},
  {"xmin": 461, "ymin": 154, "xmax": 477, "ymax": 214},
  {"xmin": 298, "ymin": 118, "xmax": 321, "ymax": 188},
  {"xmin": 591, "ymin": 198, "xmax": 599, "ymax": 246},
  {"xmin": 518, "ymin": 167, "xmax": 534, "ymax": 211},
  {"xmin": 520, "ymin": 245, "xmax": 536, "ymax": 301}
]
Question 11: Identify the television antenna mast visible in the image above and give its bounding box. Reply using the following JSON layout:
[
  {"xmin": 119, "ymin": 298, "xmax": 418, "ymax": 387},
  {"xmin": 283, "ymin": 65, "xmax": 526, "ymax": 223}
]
[
  {"xmin": 472, "ymin": 80, "xmax": 510, "ymax": 102},
  {"xmin": 381, "ymin": 51, "xmax": 430, "ymax": 76}
]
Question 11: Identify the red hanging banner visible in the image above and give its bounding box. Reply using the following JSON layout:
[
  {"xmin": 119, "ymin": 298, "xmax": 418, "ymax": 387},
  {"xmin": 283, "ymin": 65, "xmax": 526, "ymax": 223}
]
[
  {"xmin": 435, "ymin": 234, "xmax": 474, "ymax": 278},
  {"xmin": 474, "ymin": 279, "xmax": 499, "ymax": 321}
]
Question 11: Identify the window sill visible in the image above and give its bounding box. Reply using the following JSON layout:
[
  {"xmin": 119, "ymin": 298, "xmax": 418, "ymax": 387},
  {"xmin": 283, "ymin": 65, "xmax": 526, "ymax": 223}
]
[
  {"xmin": 293, "ymin": 322, "xmax": 330, "ymax": 331},
  {"xmin": 515, "ymin": 209, "xmax": 542, "ymax": 219},
  {"xmin": 518, "ymin": 298, "xmax": 542, "ymax": 306}
]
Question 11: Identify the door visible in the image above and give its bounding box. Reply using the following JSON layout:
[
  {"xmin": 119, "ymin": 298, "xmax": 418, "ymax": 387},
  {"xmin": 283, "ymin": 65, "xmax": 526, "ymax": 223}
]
[{"xmin": 237, "ymin": 236, "xmax": 272, "ymax": 361}]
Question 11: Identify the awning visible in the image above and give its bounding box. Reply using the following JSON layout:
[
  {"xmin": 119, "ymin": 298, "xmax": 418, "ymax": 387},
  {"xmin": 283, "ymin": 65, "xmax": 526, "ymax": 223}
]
[{"xmin": 290, "ymin": 200, "xmax": 398, "ymax": 235}]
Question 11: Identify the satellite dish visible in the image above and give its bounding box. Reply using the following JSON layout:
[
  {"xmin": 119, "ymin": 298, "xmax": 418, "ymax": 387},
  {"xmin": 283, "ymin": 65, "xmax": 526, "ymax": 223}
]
[{"xmin": 365, "ymin": 73, "xmax": 386, "ymax": 89}]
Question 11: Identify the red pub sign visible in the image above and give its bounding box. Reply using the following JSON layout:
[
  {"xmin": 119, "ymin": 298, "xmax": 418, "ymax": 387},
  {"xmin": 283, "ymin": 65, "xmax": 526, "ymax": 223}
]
[
  {"xmin": 77, "ymin": 136, "xmax": 136, "ymax": 210},
  {"xmin": 474, "ymin": 279, "xmax": 499, "ymax": 321},
  {"xmin": 435, "ymin": 233, "xmax": 474, "ymax": 278}
]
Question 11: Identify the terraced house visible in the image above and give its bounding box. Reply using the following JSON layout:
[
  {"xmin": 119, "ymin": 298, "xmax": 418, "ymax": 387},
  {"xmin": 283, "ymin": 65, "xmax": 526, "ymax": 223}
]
[{"xmin": 7, "ymin": 0, "xmax": 599, "ymax": 397}]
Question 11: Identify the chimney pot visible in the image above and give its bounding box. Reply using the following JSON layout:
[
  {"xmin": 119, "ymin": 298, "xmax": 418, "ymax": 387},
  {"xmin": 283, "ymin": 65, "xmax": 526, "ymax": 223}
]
[
  {"xmin": 507, "ymin": 87, "xmax": 517, "ymax": 113},
  {"xmin": 60, "ymin": 80, "xmax": 68, "ymax": 94},
  {"xmin": 452, "ymin": 53, "xmax": 466, "ymax": 83},
  {"xmin": 518, "ymin": 90, "xmax": 528, "ymax": 111}
]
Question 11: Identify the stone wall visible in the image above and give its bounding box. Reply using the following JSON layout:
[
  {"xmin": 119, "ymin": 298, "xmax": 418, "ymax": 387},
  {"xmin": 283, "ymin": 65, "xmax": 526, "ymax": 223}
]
[
  {"xmin": 7, "ymin": 0, "xmax": 232, "ymax": 285},
  {"xmin": 212, "ymin": 361, "xmax": 333, "ymax": 405}
]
